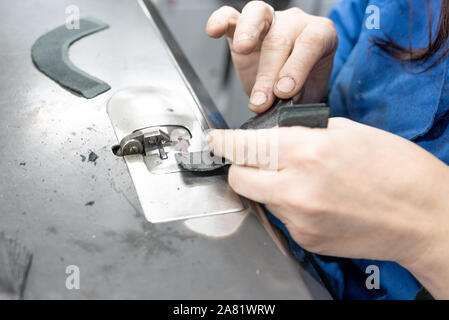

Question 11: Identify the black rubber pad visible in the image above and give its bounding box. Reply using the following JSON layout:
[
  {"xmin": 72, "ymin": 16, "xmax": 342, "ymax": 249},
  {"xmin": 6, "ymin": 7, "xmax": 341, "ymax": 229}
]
[{"xmin": 31, "ymin": 17, "xmax": 110, "ymax": 99}]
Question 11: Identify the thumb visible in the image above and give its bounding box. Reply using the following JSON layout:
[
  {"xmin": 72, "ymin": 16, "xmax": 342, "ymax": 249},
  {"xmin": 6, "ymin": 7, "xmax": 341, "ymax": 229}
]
[{"xmin": 327, "ymin": 117, "xmax": 358, "ymax": 130}]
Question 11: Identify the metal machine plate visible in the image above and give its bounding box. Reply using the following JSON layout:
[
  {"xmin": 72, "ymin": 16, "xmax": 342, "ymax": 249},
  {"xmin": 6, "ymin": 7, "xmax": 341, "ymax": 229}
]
[{"xmin": 107, "ymin": 86, "xmax": 247, "ymax": 223}]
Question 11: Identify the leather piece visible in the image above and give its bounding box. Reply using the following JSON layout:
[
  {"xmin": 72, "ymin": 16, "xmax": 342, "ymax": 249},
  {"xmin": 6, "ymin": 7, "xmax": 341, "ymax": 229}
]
[{"xmin": 31, "ymin": 17, "xmax": 110, "ymax": 99}]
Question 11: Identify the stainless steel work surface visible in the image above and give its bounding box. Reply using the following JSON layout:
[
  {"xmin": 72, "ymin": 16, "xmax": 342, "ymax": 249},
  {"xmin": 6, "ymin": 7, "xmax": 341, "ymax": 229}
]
[{"xmin": 0, "ymin": 0, "xmax": 326, "ymax": 299}]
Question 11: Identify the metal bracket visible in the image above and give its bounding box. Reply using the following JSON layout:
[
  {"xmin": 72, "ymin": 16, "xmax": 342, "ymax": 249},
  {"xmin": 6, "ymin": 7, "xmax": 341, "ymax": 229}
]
[{"xmin": 112, "ymin": 129, "xmax": 171, "ymax": 159}]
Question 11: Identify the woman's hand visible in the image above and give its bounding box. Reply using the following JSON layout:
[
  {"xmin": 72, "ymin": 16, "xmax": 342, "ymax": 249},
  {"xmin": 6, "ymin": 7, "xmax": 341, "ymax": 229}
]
[
  {"xmin": 206, "ymin": 1, "xmax": 338, "ymax": 112},
  {"xmin": 206, "ymin": 118, "xmax": 449, "ymax": 298}
]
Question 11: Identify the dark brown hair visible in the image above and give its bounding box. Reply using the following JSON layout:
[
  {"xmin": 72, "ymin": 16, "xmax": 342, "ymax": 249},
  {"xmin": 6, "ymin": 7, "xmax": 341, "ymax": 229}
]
[{"xmin": 374, "ymin": 0, "xmax": 449, "ymax": 69}]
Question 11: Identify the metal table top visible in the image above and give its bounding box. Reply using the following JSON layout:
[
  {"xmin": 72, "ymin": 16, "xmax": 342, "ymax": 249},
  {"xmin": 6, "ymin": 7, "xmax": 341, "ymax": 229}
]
[{"xmin": 0, "ymin": 0, "xmax": 327, "ymax": 299}]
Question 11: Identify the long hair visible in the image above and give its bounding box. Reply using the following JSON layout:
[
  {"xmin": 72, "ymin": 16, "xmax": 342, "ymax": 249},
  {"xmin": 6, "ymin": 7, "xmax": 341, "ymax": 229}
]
[{"xmin": 374, "ymin": 0, "xmax": 449, "ymax": 69}]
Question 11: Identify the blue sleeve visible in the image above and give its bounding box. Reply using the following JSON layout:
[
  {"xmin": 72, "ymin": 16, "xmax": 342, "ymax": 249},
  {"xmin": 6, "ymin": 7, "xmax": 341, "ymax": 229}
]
[{"xmin": 328, "ymin": 0, "xmax": 368, "ymax": 84}]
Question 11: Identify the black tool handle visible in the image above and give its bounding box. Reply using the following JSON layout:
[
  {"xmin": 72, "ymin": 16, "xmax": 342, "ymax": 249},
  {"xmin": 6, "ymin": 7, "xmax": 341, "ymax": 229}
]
[
  {"xmin": 240, "ymin": 98, "xmax": 330, "ymax": 129},
  {"xmin": 278, "ymin": 103, "xmax": 330, "ymax": 128}
]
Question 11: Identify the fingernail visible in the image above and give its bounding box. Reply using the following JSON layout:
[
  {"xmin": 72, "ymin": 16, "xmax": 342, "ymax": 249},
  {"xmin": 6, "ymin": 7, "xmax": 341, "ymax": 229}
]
[
  {"xmin": 276, "ymin": 77, "xmax": 296, "ymax": 93},
  {"xmin": 250, "ymin": 91, "xmax": 267, "ymax": 106},
  {"xmin": 236, "ymin": 33, "xmax": 252, "ymax": 42}
]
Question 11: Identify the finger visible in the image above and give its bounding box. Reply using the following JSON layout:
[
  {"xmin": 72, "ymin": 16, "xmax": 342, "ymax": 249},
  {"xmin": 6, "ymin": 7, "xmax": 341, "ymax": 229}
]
[
  {"xmin": 228, "ymin": 165, "xmax": 282, "ymax": 204},
  {"xmin": 233, "ymin": 1, "xmax": 274, "ymax": 54},
  {"xmin": 206, "ymin": 128, "xmax": 283, "ymax": 170},
  {"xmin": 206, "ymin": 6, "xmax": 240, "ymax": 39},
  {"xmin": 275, "ymin": 19, "xmax": 338, "ymax": 98},
  {"xmin": 206, "ymin": 127, "xmax": 330, "ymax": 169},
  {"xmin": 248, "ymin": 18, "xmax": 297, "ymax": 112},
  {"xmin": 327, "ymin": 117, "xmax": 356, "ymax": 129}
]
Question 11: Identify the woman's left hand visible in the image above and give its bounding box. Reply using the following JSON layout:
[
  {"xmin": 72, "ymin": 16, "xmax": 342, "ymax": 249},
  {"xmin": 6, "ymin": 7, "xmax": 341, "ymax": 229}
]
[{"xmin": 207, "ymin": 118, "xmax": 449, "ymax": 298}]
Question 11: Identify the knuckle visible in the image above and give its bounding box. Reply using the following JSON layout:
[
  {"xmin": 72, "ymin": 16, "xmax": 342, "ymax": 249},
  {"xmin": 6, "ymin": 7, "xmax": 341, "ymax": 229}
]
[
  {"xmin": 299, "ymin": 147, "xmax": 323, "ymax": 167},
  {"xmin": 282, "ymin": 57, "xmax": 304, "ymax": 75},
  {"xmin": 285, "ymin": 7, "xmax": 304, "ymax": 18},
  {"xmin": 236, "ymin": 24, "xmax": 259, "ymax": 37},
  {"xmin": 312, "ymin": 136, "xmax": 333, "ymax": 158},
  {"xmin": 245, "ymin": 1, "xmax": 267, "ymax": 11},
  {"xmin": 255, "ymin": 71, "xmax": 276, "ymax": 84},
  {"xmin": 263, "ymin": 34, "xmax": 294, "ymax": 51},
  {"xmin": 303, "ymin": 31, "xmax": 327, "ymax": 51},
  {"xmin": 304, "ymin": 18, "xmax": 338, "ymax": 54},
  {"xmin": 218, "ymin": 5, "xmax": 235, "ymax": 16},
  {"xmin": 210, "ymin": 6, "xmax": 237, "ymax": 27},
  {"xmin": 292, "ymin": 135, "xmax": 332, "ymax": 164},
  {"xmin": 221, "ymin": 5, "xmax": 234, "ymax": 12},
  {"xmin": 318, "ymin": 17, "xmax": 336, "ymax": 31},
  {"xmin": 319, "ymin": 17, "xmax": 338, "ymax": 47}
]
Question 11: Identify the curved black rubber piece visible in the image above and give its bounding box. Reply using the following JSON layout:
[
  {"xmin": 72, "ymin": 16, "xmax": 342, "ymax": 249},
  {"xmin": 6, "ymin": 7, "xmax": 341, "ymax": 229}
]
[{"xmin": 31, "ymin": 17, "xmax": 110, "ymax": 99}]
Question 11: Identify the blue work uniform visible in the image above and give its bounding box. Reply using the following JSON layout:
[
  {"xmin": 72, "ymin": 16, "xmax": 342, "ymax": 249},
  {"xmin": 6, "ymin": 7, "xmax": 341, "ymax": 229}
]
[{"xmin": 266, "ymin": 0, "xmax": 449, "ymax": 299}]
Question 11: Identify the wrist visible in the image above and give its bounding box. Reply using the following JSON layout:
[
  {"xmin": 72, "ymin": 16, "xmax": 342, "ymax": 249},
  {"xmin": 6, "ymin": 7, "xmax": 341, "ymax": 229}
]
[
  {"xmin": 404, "ymin": 238, "xmax": 449, "ymax": 299},
  {"xmin": 400, "ymin": 186, "xmax": 449, "ymax": 299}
]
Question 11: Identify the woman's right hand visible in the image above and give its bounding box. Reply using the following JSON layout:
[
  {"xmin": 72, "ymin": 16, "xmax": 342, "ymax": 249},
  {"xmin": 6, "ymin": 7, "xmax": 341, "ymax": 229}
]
[{"xmin": 206, "ymin": 1, "xmax": 338, "ymax": 113}]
